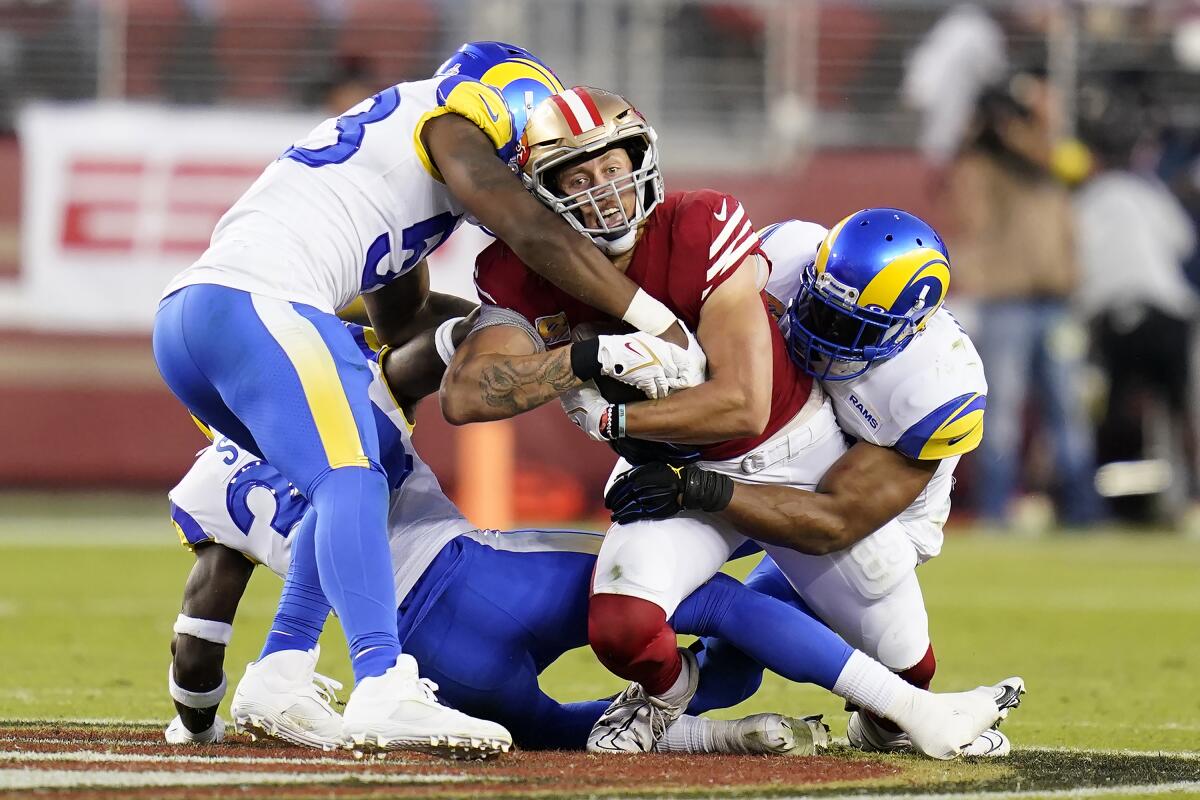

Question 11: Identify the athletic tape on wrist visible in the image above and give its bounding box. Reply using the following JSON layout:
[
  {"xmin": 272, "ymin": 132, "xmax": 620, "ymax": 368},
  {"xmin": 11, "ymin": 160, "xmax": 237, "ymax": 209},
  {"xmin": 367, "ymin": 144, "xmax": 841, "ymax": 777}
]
[
  {"xmin": 168, "ymin": 665, "xmax": 227, "ymax": 709},
  {"xmin": 570, "ymin": 337, "xmax": 601, "ymax": 381},
  {"xmin": 173, "ymin": 614, "xmax": 233, "ymax": 646},
  {"xmin": 434, "ymin": 316, "xmax": 465, "ymax": 367},
  {"xmin": 622, "ymin": 289, "xmax": 676, "ymax": 337}
]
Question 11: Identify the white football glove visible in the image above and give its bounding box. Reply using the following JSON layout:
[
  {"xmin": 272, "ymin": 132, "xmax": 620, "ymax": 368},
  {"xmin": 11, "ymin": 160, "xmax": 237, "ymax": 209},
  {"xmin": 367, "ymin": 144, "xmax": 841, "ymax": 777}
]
[
  {"xmin": 165, "ymin": 714, "xmax": 225, "ymax": 745},
  {"xmin": 560, "ymin": 382, "xmax": 611, "ymax": 442},
  {"xmin": 596, "ymin": 331, "xmax": 705, "ymax": 400}
]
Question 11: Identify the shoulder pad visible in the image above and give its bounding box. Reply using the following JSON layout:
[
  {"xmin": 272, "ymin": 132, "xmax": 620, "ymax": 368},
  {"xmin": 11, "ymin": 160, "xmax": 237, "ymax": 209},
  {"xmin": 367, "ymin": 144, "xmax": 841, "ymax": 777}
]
[
  {"xmin": 435, "ymin": 75, "xmax": 514, "ymax": 154},
  {"xmin": 894, "ymin": 391, "xmax": 986, "ymax": 460},
  {"xmin": 760, "ymin": 219, "xmax": 828, "ymax": 305}
]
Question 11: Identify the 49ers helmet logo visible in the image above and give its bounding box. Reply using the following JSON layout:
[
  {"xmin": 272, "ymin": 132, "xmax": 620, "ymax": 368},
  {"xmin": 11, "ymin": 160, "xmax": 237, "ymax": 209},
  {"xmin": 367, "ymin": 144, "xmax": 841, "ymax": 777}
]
[{"xmin": 516, "ymin": 132, "xmax": 531, "ymax": 169}]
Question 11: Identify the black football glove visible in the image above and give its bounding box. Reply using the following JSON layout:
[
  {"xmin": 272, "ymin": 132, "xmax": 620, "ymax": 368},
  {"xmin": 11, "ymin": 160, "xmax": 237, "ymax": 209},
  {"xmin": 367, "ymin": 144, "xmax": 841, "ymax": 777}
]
[{"xmin": 605, "ymin": 462, "xmax": 734, "ymax": 525}]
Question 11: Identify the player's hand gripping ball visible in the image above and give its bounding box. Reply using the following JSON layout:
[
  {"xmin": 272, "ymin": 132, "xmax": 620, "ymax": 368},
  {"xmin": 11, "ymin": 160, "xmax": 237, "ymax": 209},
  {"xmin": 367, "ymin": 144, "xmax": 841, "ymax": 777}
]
[{"xmin": 572, "ymin": 323, "xmax": 706, "ymax": 401}]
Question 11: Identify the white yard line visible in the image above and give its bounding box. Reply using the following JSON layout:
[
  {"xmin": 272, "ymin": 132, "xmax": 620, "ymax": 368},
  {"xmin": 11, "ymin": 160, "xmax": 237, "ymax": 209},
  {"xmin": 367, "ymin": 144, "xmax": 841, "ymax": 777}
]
[
  {"xmin": 0, "ymin": 768, "xmax": 476, "ymax": 790},
  {"xmin": 772, "ymin": 782, "xmax": 1200, "ymax": 800},
  {"xmin": 0, "ymin": 750, "xmax": 435, "ymax": 768},
  {"xmin": 2, "ymin": 717, "xmax": 173, "ymax": 726}
]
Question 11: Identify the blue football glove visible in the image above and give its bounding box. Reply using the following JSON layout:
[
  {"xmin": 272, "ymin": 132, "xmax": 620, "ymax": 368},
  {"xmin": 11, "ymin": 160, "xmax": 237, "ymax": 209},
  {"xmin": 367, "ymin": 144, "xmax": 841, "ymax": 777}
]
[{"xmin": 606, "ymin": 463, "xmax": 734, "ymax": 525}]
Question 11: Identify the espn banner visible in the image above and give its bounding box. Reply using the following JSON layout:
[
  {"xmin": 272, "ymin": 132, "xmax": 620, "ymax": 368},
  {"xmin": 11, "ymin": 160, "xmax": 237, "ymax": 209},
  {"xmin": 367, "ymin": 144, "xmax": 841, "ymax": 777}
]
[{"xmin": 15, "ymin": 102, "xmax": 489, "ymax": 332}]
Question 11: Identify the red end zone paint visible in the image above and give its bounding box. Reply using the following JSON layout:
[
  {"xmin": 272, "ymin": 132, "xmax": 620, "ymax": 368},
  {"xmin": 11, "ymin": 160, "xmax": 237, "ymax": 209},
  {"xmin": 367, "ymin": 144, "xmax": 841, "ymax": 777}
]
[{"xmin": 0, "ymin": 723, "xmax": 899, "ymax": 798}]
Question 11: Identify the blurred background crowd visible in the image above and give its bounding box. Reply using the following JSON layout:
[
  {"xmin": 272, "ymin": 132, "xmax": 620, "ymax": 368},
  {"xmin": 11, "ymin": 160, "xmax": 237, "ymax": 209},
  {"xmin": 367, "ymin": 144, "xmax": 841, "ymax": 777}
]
[{"xmin": 1, "ymin": 0, "xmax": 1198, "ymax": 534}]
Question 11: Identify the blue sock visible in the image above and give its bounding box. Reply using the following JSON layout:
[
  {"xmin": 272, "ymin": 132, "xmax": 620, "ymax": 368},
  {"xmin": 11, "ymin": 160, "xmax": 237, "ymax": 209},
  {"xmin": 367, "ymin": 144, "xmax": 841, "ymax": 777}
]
[
  {"xmin": 311, "ymin": 466, "xmax": 401, "ymax": 683},
  {"xmin": 684, "ymin": 556, "xmax": 805, "ymax": 712},
  {"xmin": 260, "ymin": 506, "xmax": 330, "ymax": 659},
  {"xmin": 672, "ymin": 569, "xmax": 853, "ymax": 710}
]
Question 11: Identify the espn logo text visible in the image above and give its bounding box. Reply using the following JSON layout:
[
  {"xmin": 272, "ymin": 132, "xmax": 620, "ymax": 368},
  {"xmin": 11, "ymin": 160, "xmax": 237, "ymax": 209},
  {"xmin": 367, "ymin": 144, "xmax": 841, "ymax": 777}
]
[{"xmin": 61, "ymin": 159, "xmax": 261, "ymax": 256}]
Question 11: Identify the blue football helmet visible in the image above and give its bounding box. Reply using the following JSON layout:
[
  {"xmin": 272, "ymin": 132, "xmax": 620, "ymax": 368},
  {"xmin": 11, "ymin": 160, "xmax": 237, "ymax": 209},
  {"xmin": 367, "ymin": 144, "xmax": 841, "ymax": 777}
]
[
  {"xmin": 784, "ymin": 208, "xmax": 950, "ymax": 380},
  {"xmin": 435, "ymin": 41, "xmax": 565, "ymax": 164}
]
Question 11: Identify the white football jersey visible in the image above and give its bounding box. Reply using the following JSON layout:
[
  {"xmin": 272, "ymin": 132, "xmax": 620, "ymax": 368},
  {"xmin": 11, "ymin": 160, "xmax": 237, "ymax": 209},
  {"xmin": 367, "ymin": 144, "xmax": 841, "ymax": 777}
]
[
  {"xmin": 163, "ymin": 75, "xmax": 518, "ymax": 313},
  {"xmin": 761, "ymin": 219, "xmax": 988, "ymax": 559},
  {"xmin": 168, "ymin": 337, "xmax": 476, "ymax": 602}
]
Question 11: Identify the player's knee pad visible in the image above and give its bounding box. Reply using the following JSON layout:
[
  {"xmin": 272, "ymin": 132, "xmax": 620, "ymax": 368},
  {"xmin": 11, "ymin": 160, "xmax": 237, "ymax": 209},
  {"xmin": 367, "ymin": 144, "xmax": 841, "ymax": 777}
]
[
  {"xmin": 588, "ymin": 593, "xmax": 674, "ymax": 675},
  {"xmin": 867, "ymin": 610, "xmax": 931, "ymax": 672}
]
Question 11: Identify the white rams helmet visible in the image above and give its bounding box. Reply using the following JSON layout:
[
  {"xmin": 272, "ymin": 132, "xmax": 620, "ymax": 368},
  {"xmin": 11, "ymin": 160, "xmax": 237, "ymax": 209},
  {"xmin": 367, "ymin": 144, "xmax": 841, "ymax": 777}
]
[{"xmin": 518, "ymin": 86, "xmax": 664, "ymax": 254}]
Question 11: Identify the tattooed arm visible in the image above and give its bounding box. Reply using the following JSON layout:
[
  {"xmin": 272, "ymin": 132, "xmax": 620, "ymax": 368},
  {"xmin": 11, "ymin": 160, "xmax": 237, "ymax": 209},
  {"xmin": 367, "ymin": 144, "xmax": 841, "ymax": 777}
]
[{"xmin": 439, "ymin": 321, "xmax": 581, "ymax": 424}]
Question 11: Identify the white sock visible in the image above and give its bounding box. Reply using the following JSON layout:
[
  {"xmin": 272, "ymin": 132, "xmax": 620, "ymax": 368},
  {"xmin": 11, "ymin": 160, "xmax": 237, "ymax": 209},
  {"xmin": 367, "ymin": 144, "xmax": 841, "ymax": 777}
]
[
  {"xmin": 831, "ymin": 650, "xmax": 914, "ymax": 719},
  {"xmin": 655, "ymin": 649, "xmax": 693, "ymax": 705},
  {"xmin": 654, "ymin": 715, "xmax": 716, "ymax": 753}
]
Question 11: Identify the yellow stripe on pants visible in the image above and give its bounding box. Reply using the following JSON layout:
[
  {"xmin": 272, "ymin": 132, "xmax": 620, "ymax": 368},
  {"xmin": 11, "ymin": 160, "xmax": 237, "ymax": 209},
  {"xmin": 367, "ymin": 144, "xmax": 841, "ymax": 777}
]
[{"xmin": 251, "ymin": 295, "xmax": 370, "ymax": 470}]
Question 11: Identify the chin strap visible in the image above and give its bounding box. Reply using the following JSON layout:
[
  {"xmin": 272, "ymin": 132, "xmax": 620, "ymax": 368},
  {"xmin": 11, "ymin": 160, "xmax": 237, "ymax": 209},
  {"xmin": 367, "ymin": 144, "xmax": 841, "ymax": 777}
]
[{"xmin": 594, "ymin": 227, "xmax": 639, "ymax": 255}]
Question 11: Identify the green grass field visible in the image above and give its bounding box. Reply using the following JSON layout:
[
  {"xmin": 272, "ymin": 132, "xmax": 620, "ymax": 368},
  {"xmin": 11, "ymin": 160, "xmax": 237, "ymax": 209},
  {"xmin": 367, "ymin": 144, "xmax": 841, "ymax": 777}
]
[{"xmin": 1, "ymin": 492, "xmax": 1199, "ymax": 797}]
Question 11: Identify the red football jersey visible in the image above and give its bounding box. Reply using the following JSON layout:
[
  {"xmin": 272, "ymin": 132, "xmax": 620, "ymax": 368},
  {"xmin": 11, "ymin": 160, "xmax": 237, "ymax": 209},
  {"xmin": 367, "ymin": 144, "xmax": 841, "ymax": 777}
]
[{"xmin": 474, "ymin": 189, "xmax": 813, "ymax": 461}]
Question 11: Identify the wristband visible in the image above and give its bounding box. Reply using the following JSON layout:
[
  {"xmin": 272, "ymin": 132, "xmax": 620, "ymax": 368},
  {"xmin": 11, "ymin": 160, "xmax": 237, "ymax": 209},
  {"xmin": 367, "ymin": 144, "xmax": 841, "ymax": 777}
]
[
  {"xmin": 570, "ymin": 337, "xmax": 601, "ymax": 381},
  {"xmin": 600, "ymin": 404, "xmax": 616, "ymax": 441},
  {"xmin": 433, "ymin": 316, "xmax": 465, "ymax": 367},
  {"xmin": 615, "ymin": 403, "xmax": 627, "ymax": 439},
  {"xmin": 681, "ymin": 467, "xmax": 734, "ymax": 513},
  {"xmin": 622, "ymin": 289, "xmax": 676, "ymax": 336}
]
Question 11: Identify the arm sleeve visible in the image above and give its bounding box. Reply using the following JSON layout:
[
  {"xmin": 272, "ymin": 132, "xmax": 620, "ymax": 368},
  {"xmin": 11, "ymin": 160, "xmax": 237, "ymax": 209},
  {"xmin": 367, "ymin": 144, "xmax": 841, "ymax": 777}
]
[{"xmin": 472, "ymin": 304, "xmax": 545, "ymax": 353}]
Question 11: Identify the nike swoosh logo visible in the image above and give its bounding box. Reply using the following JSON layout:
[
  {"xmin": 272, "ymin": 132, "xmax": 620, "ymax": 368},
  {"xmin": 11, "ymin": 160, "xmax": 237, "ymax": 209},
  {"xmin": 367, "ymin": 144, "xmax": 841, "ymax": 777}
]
[
  {"xmin": 714, "ymin": 199, "xmax": 728, "ymax": 222},
  {"xmin": 624, "ymin": 342, "xmax": 642, "ymax": 357},
  {"xmin": 480, "ymin": 93, "xmax": 501, "ymax": 123},
  {"xmin": 946, "ymin": 428, "xmax": 975, "ymax": 447}
]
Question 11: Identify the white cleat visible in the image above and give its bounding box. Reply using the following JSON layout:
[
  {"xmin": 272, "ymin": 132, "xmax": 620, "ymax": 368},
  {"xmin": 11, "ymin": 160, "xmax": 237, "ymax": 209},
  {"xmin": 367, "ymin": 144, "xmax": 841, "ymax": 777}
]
[
  {"xmin": 588, "ymin": 648, "xmax": 699, "ymax": 754},
  {"xmin": 231, "ymin": 646, "xmax": 344, "ymax": 751},
  {"xmin": 164, "ymin": 714, "xmax": 225, "ymax": 745},
  {"xmin": 725, "ymin": 713, "xmax": 830, "ymax": 756},
  {"xmin": 340, "ymin": 654, "xmax": 512, "ymax": 760},
  {"xmin": 963, "ymin": 728, "xmax": 1012, "ymax": 757},
  {"xmin": 846, "ymin": 710, "xmax": 911, "ymax": 753},
  {"xmin": 848, "ymin": 710, "xmax": 1014, "ymax": 758},
  {"xmin": 893, "ymin": 676, "xmax": 1025, "ymax": 760}
]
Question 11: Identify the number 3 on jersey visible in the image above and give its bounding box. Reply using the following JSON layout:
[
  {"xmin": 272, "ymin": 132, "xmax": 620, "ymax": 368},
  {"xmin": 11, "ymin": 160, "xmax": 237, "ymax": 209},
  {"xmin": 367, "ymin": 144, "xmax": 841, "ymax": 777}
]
[
  {"xmin": 360, "ymin": 212, "xmax": 461, "ymax": 292},
  {"xmin": 283, "ymin": 87, "xmax": 400, "ymax": 167}
]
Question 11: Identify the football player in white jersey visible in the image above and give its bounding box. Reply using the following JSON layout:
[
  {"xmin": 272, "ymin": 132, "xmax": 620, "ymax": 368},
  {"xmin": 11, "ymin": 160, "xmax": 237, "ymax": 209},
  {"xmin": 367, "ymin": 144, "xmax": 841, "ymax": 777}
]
[
  {"xmin": 152, "ymin": 41, "xmax": 705, "ymax": 757},
  {"xmin": 165, "ymin": 307, "xmax": 1017, "ymax": 760},
  {"xmin": 606, "ymin": 209, "xmax": 1014, "ymax": 756}
]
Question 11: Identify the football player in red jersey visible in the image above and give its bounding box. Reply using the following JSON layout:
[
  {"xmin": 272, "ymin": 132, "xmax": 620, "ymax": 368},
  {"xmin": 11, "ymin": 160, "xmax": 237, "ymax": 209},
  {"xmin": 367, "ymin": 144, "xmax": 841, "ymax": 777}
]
[{"xmin": 441, "ymin": 88, "xmax": 1016, "ymax": 757}]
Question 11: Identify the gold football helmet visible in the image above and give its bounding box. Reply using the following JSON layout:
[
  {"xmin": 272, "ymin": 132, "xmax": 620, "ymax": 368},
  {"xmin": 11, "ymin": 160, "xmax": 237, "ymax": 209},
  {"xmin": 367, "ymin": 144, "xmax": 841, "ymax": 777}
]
[{"xmin": 518, "ymin": 86, "xmax": 664, "ymax": 254}]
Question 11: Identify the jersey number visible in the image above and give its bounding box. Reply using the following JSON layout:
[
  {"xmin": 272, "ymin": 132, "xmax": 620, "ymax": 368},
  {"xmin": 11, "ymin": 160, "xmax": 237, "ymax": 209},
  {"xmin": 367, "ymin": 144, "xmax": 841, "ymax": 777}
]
[
  {"xmin": 226, "ymin": 461, "xmax": 307, "ymax": 539},
  {"xmin": 360, "ymin": 211, "xmax": 462, "ymax": 293},
  {"xmin": 282, "ymin": 87, "xmax": 401, "ymax": 167}
]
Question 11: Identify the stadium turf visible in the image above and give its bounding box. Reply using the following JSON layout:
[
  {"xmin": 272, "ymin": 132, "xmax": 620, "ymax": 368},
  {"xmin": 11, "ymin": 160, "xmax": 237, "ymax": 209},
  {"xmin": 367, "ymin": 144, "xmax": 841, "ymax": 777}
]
[{"xmin": 1, "ymin": 493, "xmax": 1198, "ymax": 797}]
